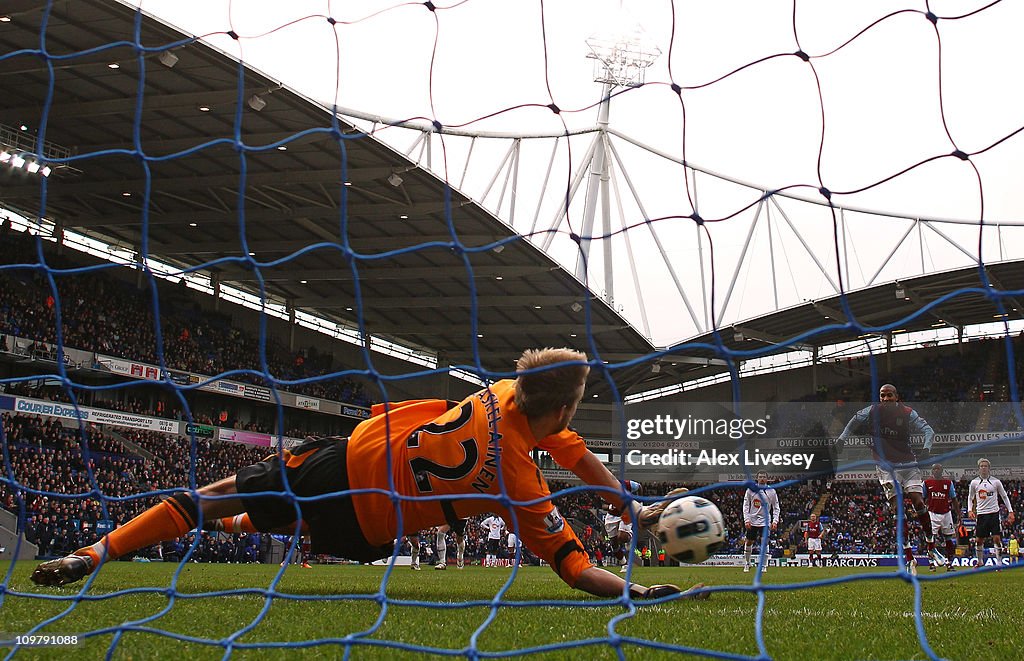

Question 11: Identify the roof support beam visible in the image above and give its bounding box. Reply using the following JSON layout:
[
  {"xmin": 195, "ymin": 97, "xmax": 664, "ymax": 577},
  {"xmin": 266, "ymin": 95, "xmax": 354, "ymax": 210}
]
[
  {"xmin": 154, "ymin": 234, "xmax": 506, "ymax": 255},
  {"xmin": 215, "ymin": 265, "xmax": 556, "ymax": 283},
  {"xmin": 369, "ymin": 323, "xmax": 627, "ymax": 337},
  {"xmin": 901, "ymin": 283, "xmax": 966, "ymax": 329},
  {"xmin": 66, "ymin": 201, "xmax": 466, "ymax": 227},
  {"xmin": 2, "ymin": 167, "xmax": 442, "ymax": 197},
  {"xmin": 293, "ymin": 295, "xmax": 579, "ymax": 310},
  {"xmin": 732, "ymin": 325, "xmax": 813, "ymax": 352}
]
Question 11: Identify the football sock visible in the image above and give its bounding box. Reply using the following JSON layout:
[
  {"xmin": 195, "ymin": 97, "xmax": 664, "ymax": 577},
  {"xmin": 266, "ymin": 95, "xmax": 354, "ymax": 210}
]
[
  {"xmin": 903, "ymin": 545, "xmax": 914, "ymax": 564},
  {"xmin": 456, "ymin": 538, "xmax": 465, "ymax": 563},
  {"xmin": 976, "ymin": 545, "xmax": 985, "ymax": 567},
  {"xmin": 945, "ymin": 539, "xmax": 955, "ymax": 561},
  {"xmin": 216, "ymin": 513, "xmax": 259, "ymax": 534},
  {"xmin": 436, "ymin": 532, "xmax": 447, "ymax": 565},
  {"xmin": 80, "ymin": 493, "xmax": 197, "ymax": 568},
  {"xmin": 994, "ymin": 545, "xmax": 1002, "ymax": 564},
  {"xmin": 915, "ymin": 507, "xmax": 931, "ymax": 537},
  {"xmin": 743, "ymin": 544, "xmax": 752, "ymax": 567}
]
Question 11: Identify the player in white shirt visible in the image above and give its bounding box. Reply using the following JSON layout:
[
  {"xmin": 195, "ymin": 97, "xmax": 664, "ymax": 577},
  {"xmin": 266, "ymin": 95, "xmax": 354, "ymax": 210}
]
[
  {"xmin": 743, "ymin": 471, "xmax": 780, "ymax": 573},
  {"xmin": 480, "ymin": 515, "xmax": 506, "ymax": 567},
  {"xmin": 433, "ymin": 519, "xmax": 468, "ymax": 570},
  {"xmin": 506, "ymin": 531, "xmax": 521, "ymax": 567},
  {"xmin": 968, "ymin": 458, "xmax": 1016, "ymax": 569},
  {"xmin": 604, "ymin": 480, "xmax": 642, "ymax": 573}
]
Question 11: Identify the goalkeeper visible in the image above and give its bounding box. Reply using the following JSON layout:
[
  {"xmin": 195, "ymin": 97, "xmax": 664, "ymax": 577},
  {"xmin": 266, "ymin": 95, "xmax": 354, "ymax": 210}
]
[{"xmin": 32, "ymin": 348, "xmax": 694, "ymax": 600}]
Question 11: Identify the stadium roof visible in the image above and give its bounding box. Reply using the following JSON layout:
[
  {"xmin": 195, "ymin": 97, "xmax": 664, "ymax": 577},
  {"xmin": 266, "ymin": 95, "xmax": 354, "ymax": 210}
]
[
  {"xmin": 0, "ymin": 0, "xmax": 693, "ymax": 390},
  {"xmin": 676, "ymin": 259, "xmax": 1024, "ymax": 359}
]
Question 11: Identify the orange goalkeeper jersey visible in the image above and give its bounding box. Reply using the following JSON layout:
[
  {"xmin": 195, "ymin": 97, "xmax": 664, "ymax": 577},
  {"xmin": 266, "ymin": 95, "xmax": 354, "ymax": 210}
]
[{"xmin": 346, "ymin": 379, "xmax": 593, "ymax": 585}]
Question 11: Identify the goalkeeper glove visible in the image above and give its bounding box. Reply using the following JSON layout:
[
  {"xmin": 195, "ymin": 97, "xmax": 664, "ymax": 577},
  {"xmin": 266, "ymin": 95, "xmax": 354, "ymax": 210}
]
[
  {"xmin": 630, "ymin": 583, "xmax": 680, "ymax": 600},
  {"xmin": 630, "ymin": 582, "xmax": 710, "ymax": 601},
  {"xmin": 635, "ymin": 487, "xmax": 690, "ymax": 530}
]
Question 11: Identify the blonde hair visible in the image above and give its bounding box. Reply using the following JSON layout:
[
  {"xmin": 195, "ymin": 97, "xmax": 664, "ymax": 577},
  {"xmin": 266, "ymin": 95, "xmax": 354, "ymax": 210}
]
[{"xmin": 514, "ymin": 348, "xmax": 589, "ymax": 418}]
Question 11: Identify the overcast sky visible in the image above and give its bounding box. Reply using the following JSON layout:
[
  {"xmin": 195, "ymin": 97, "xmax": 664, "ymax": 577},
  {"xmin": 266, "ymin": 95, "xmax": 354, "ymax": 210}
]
[{"xmin": 128, "ymin": 0, "xmax": 1024, "ymax": 346}]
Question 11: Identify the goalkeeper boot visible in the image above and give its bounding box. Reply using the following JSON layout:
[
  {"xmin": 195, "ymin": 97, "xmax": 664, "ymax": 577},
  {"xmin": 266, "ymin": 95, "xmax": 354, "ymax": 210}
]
[{"xmin": 31, "ymin": 553, "xmax": 94, "ymax": 587}]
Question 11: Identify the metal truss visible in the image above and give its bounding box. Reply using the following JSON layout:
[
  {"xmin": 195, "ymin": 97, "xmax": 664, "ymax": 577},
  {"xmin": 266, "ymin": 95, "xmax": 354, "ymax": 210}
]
[{"xmin": 330, "ymin": 102, "xmax": 1024, "ymax": 348}]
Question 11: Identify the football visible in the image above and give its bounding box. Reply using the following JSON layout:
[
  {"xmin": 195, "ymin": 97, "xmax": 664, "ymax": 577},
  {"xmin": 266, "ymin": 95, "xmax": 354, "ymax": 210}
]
[{"xmin": 657, "ymin": 496, "xmax": 726, "ymax": 564}]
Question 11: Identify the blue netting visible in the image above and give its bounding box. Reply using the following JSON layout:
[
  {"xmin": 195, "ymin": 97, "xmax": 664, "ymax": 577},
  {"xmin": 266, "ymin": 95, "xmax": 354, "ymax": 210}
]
[{"xmin": 2, "ymin": 1, "xmax": 1024, "ymax": 659}]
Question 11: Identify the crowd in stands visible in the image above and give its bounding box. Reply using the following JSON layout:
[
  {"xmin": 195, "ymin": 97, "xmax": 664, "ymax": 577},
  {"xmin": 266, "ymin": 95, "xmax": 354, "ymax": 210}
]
[
  {"xmin": 1, "ymin": 411, "xmax": 266, "ymax": 559},
  {"xmin": 766, "ymin": 335, "xmax": 1024, "ymax": 439},
  {"xmin": 3, "ymin": 408, "xmax": 1023, "ymax": 564},
  {"xmin": 0, "ymin": 227, "xmax": 373, "ymax": 408},
  {"xmin": 0, "ymin": 381, "xmax": 311, "ymax": 438}
]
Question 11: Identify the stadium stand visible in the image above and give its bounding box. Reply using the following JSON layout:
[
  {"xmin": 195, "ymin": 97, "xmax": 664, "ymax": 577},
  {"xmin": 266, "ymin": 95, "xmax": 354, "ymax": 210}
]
[
  {"xmin": 2, "ymin": 219, "xmax": 1022, "ymax": 566},
  {"xmin": 0, "ymin": 227, "xmax": 373, "ymax": 408}
]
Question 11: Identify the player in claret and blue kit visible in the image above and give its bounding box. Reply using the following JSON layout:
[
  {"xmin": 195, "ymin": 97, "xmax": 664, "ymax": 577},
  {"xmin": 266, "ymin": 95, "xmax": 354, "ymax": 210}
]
[
  {"xmin": 804, "ymin": 514, "xmax": 825, "ymax": 567},
  {"xmin": 924, "ymin": 463, "xmax": 960, "ymax": 572},
  {"xmin": 838, "ymin": 383, "xmax": 941, "ymax": 575}
]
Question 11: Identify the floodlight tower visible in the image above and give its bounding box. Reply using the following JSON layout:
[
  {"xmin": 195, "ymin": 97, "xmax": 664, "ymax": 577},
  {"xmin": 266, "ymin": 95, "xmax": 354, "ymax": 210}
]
[{"xmin": 575, "ymin": 18, "xmax": 660, "ymax": 307}]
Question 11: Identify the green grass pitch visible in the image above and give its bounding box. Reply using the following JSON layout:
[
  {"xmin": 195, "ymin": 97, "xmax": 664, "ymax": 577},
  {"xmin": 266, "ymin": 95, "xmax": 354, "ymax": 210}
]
[{"xmin": 1, "ymin": 561, "xmax": 1020, "ymax": 659}]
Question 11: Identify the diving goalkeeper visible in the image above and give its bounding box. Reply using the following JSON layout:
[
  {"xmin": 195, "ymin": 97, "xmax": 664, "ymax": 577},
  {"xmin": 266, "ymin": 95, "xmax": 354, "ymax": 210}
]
[{"xmin": 32, "ymin": 348, "xmax": 692, "ymax": 600}]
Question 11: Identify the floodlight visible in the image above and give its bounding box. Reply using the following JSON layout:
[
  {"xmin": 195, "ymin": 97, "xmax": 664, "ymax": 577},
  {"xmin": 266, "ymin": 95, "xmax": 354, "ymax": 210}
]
[
  {"xmin": 158, "ymin": 51, "xmax": 179, "ymax": 68},
  {"xmin": 247, "ymin": 94, "xmax": 267, "ymax": 112}
]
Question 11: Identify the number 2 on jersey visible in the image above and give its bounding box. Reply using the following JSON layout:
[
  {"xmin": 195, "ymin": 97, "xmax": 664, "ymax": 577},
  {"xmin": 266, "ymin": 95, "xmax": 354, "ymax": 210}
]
[{"xmin": 406, "ymin": 400, "xmax": 479, "ymax": 493}]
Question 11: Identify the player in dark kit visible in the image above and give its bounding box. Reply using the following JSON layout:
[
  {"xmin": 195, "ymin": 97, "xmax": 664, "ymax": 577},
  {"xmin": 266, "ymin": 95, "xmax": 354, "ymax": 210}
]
[
  {"xmin": 837, "ymin": 384, "xmax": 939, "ymax": 575},
  {"xmin": 924, "ymin": 463, "xmax": 960, "ymax": 572}
]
